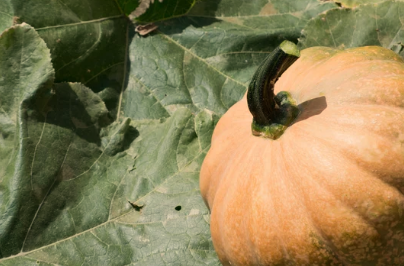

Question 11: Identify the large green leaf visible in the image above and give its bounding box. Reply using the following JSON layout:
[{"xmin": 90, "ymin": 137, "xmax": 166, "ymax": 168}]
[
  {"xmin": 0, "ymin": 0, "xmax": 339, "ymax": 265},
  {"xmin": 183, "ymin": 0, "xmax": 338, "ymax": 84},
  {"xmin": 1, "ymin": 0, "xmax": 127, "ymax": 119},
  {"xmin": 299, "ymin": 0, "xmax": 404, "ymax": 53},
  {"xmin": 128, "ymin": 0, "xmax": 197, "ymax": 22},
  {"xmin": 334, "ymin": 0, "xmax": 388, "ymax": 8},
  {"xmin": 0, "ymin": 1, "xmax": 13, "ymax": 33},
  {"xmin": 0, "ymin": 23, "xmax": 217, "ymax": 265}
]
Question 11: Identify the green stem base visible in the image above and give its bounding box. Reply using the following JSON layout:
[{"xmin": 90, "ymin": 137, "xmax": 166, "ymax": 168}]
[{"xmin": 251, "ymin": 91, "xmax": 299, "ymax": 140}]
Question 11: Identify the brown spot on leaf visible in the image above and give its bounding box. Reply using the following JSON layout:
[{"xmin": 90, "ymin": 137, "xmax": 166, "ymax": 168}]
[
  {"xmin": 259, "ymin": 2, "xmax": 277, "ymax": 15},
  {"xmin": 61, "ymin": 165, "xmax": 75, "ymax": 180},
  {"xmin": 71, "ymin": 117, "xmax": 87, "ymax": 128},
  {"xmin": 222, "ymin": 17, "xmax": 244, "ymax": 27},
  {"xmin": 12, "ymin": 16, "xmax": 20, "ymax": 25}
]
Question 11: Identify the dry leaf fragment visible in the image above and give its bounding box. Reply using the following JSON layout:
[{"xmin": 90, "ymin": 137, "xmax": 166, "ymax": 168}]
[
  {"xmin": 135, "ymin": 23, "xmax": 158, "ymax": 35},
  {"xmin": 129, "ymin": 0, "xmax": 164, "ymax": 19},
  {"xmin": 12, "ymin": 16, "xmax": 20, "ymax": 25}
]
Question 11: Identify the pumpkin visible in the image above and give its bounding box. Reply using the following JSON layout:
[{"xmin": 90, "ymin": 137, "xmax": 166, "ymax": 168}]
[{"xmin": 200, "ymin": 41, "xmax": 404, "ymax": 265}]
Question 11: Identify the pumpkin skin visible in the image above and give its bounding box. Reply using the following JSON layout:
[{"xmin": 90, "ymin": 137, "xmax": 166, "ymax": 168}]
[{"xmin": 200, "ymin": 46, "xmax": 404, "ymax": 266}]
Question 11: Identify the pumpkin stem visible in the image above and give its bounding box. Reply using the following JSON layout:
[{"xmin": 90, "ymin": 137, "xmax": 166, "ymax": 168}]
[{"xmin": 247, "ymin": 40, "xmax": 300, "ymax": 139}]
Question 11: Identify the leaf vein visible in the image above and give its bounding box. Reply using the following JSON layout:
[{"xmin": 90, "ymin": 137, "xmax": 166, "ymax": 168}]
[
  {"xmin": 0, "ymin": 143, "xmax": 209, "ymax": 262},
  {"xmin": 30, "ymin": 115, "xmax": 47, "ymax": 190},
  {"xmin": 159, "ymin": 32, "xmax": 246, "ymax": 88},
  {"xmin": 35, "ymin": 15, "xmax": 124, "ymax": 31},
  {"xmin": 21, "ymin": 142, "xmax": 73, "ymax": 252},
  {"xmin": 117, "ymin": 22, "xmax": 130, "ymax": 120}
]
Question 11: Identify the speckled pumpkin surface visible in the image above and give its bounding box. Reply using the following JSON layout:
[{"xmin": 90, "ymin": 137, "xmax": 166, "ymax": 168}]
[{"xmin": 200, "ymin": 46, "xmax": 404, "ymax": 265}]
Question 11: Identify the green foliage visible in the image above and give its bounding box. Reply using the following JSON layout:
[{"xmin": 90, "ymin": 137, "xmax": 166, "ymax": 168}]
[
  {"xmin": 336, "ymin": 0, "xmax": 388, "ymax": 8},
  {"xmin": 299, "ymin": 0, "xmax": 404, "ymax": 51},
  {"xmin": 131, "ymin": 0, "xmax": 197, "ymax": 22},
  {"xmin": 1, "ymin": 0, "xmax": 403, "ymax": 265}
]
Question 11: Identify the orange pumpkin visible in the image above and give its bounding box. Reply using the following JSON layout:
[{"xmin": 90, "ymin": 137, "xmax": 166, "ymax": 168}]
[{"xmin": 200, "ymin": 41, "xmax": 404, "ymax": 265}]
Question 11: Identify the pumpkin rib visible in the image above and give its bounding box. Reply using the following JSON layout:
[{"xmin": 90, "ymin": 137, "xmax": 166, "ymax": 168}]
[
  {"xmin": 275, "ymin": 141, "xmax": 345, "ymax": 265},
  {"xmin": 291, "ymin": 102, "xmax": 404, "ymax": 138},
  {"xmin": 213, "ymin": 129, "xmax": 369, "ymax": 264},
  {"xmin": 291, "ymin": 108, "xmax": 404, "ymax": 162},
  {"xmin": 247, "ymin": 157, "xmax": 292, "ymax": 265},
  {"xmin": 244, "ymin": 140, "xmax": 299, "ymax": 265},
  {"xmin": 280, "ymin": 132, "xmax": 387, "ymax": 264},
  {"xmin": 214, "ymin": 139, "xmax": 284, "ymax": 265},
  {"xmin": 327, "ymin": 103, "xmax": 404, "ymax": 114},
  {"xmin": 210, "ymin": 140, "xmax": 268, "ymax": 265},
  {"xmin": 209, "ymin": 103, "xmax": 404, "ymax": 217},
  {"xmin": 293, "ymin": 79, "xmax": 404, "ymax": 108},
  {"xmin": 202, "ymin": 122, "xmax": 257, "ymax": 208},
  {"xmin": 288, "ymin": 121, "xmax": 404, "ymax": 224},
  {"xmin": 296, "ymin": 104, "xmax": 404, "ymax": 147},
  {"xmin": 283, "ymin": 128, "xmax": 381, "ymax": 220},
  {"xmin": 209, "ymin": 104, "xmax": 404, "ymax": 264},
  {"xmin": 254, "ymin": 131, "xmax": 375, "ymax": 264},
  {"xmin": 294, "ymin": 119, "xmax": 404, "ymax": 193},
  {"xmin": 277, "ymin": 55, "xmax": 404, "ymax": 105},
  {"xmin": 282, "ymin": 62, "xmax": 404, "ymax": 107},
  {"xmin": 320, "ymin": 103, "xmax": 404, "ymax": 111},
  {"xmin": 260, "ymin": 142, "xmax": 305, "ymax": 264},
  {"xmin": 292, "ymin": 104, "xmax": 404, "ymax": 139},
  {"xmin": 201, "ymin": 107, "xmax": 248, "ymax": 198},
  {"xmin": 201, "ymin": 44, "xmax": 404, "ymax": 265}
]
